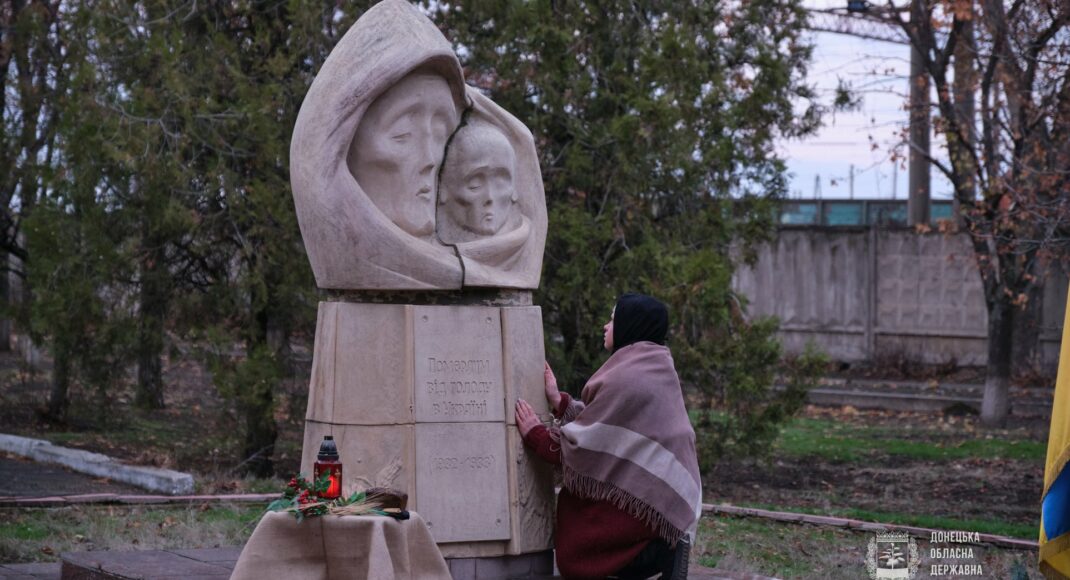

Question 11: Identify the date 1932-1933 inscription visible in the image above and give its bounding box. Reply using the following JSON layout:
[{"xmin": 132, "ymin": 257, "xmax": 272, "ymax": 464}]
[{"xmin": 432, "ymin": 455, "xmax": 496, "ymax": 471}]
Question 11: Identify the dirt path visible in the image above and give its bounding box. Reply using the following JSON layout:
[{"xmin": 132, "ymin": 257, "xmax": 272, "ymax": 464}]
[
  {"xmin": 0, "ymin": 454, "xmax": 144, "ymax": 498},
  {"xmin": 706, "ymin": 455, "xmax": 1042, "ymax": 524},
  {"xmin": 703, "ymin": 403, "xmax": 1047, "ymax": 529}
]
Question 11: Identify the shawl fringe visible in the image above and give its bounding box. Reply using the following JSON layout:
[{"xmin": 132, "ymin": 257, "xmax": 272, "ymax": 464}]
[
  {"xmin": 562, "ymin": 467, "xmax": 685, "ymax": 546},
  {"xmin": 562, "ymin": 399, "xmax": 583, "ymax": 424}
]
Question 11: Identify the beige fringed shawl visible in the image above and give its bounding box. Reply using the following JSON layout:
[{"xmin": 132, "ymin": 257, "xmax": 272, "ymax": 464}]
[{"xmin": 556, "ymin": 341, "xmax": 702, "ymax": 544}]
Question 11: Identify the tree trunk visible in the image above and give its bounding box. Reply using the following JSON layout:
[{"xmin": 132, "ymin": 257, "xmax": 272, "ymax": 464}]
[
  {"xmin": 135, "ymin": 252, "xmax": 167, "ymax": 409},
  {"xmin": 241, "ymin": 380, "xmax": 277, "ymax": 477},
  {"xmin": 135, "ymin": 333, "xmax": 164, "ymax": 408},
  {"xmin": 981, "ymin": 298, "xmax": 1015, "ymax": 427},
  {"xmin": 0, "ymin": 251, "xmax": 10, "ymax": 352},
  {"xmin": 47, "ymin": 345, "xmax": 71, "ymax": 420},
  {"xmin": 240, "ymin": 309, "xmax": 278, "ymax": 477},
  {"xmin": 1010, "ymin": 283, "xmax": 1042, "ymax": 378}
]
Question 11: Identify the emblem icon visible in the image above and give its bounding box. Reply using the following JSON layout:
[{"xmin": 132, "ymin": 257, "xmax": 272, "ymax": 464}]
[{"xmin": 866, "ymin": 531, "xmax": 919, "ymax": 579}]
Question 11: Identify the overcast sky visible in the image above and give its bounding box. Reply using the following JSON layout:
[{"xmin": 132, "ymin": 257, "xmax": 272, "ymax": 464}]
[{"xmin": 782, "ymin": 1, "xmax": 954, "ymax": 200}]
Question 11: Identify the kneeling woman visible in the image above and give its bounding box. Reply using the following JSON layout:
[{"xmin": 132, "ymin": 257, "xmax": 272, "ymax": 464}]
[{"xmin": 515, "ymin": 293, "xmax": 702, "ymax": 579}]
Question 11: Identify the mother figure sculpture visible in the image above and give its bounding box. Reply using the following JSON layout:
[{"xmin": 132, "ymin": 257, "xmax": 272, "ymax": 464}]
[
  {"xmin": 290, "ymin": 0, "xmax": 467, "ymax": 290},
  {"xmin": 290, "ymin": 0, "xmax": 545, "ymax": 291}
]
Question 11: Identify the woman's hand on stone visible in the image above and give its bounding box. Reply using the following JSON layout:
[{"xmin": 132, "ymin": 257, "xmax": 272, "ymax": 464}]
[
  {"xmin": 515, "ymin": 399, "xmax": 540, "ymax": 438},
  {"xmin": 544, "ymin": 361, "xmax": 562, "ymax": 410}
]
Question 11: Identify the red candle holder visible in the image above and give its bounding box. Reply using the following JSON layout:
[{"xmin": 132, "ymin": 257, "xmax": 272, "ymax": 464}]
[{"xmin": 314, "ymin": 436, "xmax": 343, "ymax": 500}]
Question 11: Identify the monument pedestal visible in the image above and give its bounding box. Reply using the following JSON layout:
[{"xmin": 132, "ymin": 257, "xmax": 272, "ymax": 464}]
[
  {"xmin": 289, "ymin": 3, "xmax": 554, "ymax": 575},
  {"xmin": 300, "ymin": 298, "xmax": 555, "ymax": 576}
]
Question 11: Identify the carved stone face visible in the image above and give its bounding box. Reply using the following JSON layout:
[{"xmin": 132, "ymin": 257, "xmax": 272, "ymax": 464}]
[
  {"xmin": 441, "ymin": 126, "xmax": 517, "ymax": 237},
  {"xmin": 348, "ymin": 71, "xmax": 460, "ymax": 238}
]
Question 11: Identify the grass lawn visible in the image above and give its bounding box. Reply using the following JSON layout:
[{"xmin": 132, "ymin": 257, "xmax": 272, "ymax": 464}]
[
  {"xmin": 775, "ymin": 417, "xmax": 1046, "ymax": 463},
  {"xmin": 739, "ymin": 503, "xmax": 1037, "ymax": 540},
  {"xmin": 0, "ymin": 505, "xmax": 1045, "ymax": 579},
  {"xmin": 0, "ymin": 503, "xmax": 264, "ymax": 563},
  {"xmin": 694, "ymin": 512, "xmax": 1042, "ymax": 579},
  {"xmin": 701, "ymin": 404, "xmax": 1046, "ymax": 578},
  {"xmin": 0, "ymin": 349, "xmax": 1049, "ymax": 576}
]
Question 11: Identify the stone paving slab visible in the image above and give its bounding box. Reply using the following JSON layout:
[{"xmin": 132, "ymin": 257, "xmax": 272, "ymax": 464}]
[
  {"xmin": 167, "ymin": 548, "xmax": 241, "ymax": 564},
  {"xmin": 0, "ymin": 563, "xmax": 61, "ymax": 580},
  {"xmin": 532, "ymin": 567, "xmax": 777, "ymax": 579},
  {"xmin": 0, "ymin": 493, "xmax": 277, "ymax": 508},
  {"xmin": 52, "ymin": 548, "xmax": 770, "ymax": 580},
  {"xmin": 687, "ymin": 570, "xmax": 780, "ymax": 580},
  {"xmin": 61, "ymin": 550, "xmax": 233, "ymax": 579},
  {"xmin": 0, "ymin": 457, "xmax": 144, "ymax": 498}
]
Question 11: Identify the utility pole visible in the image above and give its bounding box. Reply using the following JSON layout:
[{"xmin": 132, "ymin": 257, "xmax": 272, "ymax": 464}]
[
  {"xmin": 849, "ymin": 164, "xmax": 855, "ymax": 199},
  {"xmin": 907, "ymin": 1, "xmax": 931, "ymax": 227},
  {"xmin": 911, "ymin": 40, "xmax": 928, "ymax": 224},
  {"xmin": 806, "ymin": 2, "xmax": 932, "ymax": 223},
  {"xmin": 951, "ymin": 1, "xmax": 976, "ymax": 228},
  {"xmin": 891, "ymin": 161, "xmax": 898, "ymax": 200}
]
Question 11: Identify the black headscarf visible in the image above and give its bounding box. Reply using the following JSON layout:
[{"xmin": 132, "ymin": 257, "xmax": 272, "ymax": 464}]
[{"xmin": 612, "ymin": 293, "xmax": 669, "ymax": 353}]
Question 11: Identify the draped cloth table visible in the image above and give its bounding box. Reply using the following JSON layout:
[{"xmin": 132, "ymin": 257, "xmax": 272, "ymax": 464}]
[{"xmin": 230, "ymin": 511, "xmax": 450, "ymax": 580}]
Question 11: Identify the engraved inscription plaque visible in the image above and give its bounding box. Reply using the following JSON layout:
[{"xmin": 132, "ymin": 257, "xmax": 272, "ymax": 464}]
[
  {"xmin": 416, "ymin": 422, "xmax": 511, "ymax": 542},
  {"xmin": 413, "ymin": 306, "xmax": 505, "ymax": 422}
]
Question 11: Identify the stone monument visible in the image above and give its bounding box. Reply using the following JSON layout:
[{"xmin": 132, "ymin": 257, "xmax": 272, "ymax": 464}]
[{"xmin": 290, "ymin": 0, "xmax": 553, "ymax": 575}]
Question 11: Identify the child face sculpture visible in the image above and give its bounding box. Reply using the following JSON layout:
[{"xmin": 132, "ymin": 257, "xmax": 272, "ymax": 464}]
[
  {"xmin": 348, "ymin": 71, "xmax": 460, "ymax": 239},
  {"xmin": 441, "ymin": 126, "xmax": 518, "ymax": 237}
]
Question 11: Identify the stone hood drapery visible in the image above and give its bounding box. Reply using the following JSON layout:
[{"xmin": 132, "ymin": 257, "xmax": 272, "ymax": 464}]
[
  {"xmin": 447, "ymin": 88, "xmax": 547, "ymax": 289},
  {"xmin": 290, "ymin": 0, "xmax": 466, "ymax": 290},
  {"xmin": 290, "ymin": 0, "xmax": 547, "ymax": 291}
]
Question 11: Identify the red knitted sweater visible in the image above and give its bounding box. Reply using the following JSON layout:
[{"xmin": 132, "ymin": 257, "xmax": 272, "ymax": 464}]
[{"xmin": 523, "ymin": 393, "xmax": 657, "ymax": 579}]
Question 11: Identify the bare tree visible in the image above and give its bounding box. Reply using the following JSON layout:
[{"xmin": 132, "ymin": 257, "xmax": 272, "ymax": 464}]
[{"xmin": 879, "ymin": 0, "xmax": 1070, "ymax": 426}]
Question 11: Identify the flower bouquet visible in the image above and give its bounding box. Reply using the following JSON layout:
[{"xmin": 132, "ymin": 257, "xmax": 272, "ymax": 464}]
[{"xmin": 266, "ymin": 473, "xmax": 407, "ymax": 522}]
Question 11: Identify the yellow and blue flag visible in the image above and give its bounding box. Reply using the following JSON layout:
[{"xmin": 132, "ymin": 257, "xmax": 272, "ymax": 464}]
[{"xmin": 1042, "ymin": 286, "xmax": 1070, "ymax": 578}]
